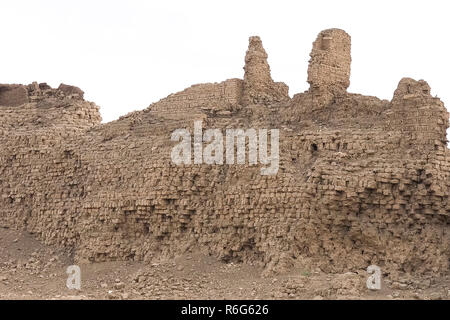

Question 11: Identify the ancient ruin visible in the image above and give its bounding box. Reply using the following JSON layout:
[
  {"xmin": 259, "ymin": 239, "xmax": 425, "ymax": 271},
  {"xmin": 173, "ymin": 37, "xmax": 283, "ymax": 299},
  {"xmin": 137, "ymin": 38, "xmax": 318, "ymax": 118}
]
[{"xmin": 0, "ymin": 28, "xmax": 449, "ymax": 279}]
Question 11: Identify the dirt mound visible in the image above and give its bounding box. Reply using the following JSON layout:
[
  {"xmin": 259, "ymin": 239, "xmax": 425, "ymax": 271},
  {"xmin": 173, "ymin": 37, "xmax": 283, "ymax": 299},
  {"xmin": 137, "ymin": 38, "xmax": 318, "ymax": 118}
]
[{"xmin": 1, "ymin": 227, "xmax": 448, "ymax": 300}]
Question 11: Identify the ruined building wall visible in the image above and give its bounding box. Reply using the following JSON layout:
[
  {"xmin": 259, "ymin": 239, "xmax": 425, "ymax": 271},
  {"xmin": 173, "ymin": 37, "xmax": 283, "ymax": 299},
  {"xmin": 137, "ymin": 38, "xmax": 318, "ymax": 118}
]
[{"xmin": 0, "ymin": 29, "xmax": 448, "ymax": 278}]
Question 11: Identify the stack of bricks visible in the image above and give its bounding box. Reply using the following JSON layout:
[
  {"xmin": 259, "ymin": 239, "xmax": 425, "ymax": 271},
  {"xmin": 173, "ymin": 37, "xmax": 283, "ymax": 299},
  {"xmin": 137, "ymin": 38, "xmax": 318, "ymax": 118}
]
[{"xmin": 0, "ymin": 29, "xmax": 448, "ymax": 278}]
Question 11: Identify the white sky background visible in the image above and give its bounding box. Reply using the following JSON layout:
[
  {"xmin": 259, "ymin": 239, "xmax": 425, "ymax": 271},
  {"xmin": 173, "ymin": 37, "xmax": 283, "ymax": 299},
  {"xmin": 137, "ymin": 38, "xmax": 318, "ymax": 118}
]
[{"xmin": 1, "ymin": 0, "xmax": 449, "ymax": 140}]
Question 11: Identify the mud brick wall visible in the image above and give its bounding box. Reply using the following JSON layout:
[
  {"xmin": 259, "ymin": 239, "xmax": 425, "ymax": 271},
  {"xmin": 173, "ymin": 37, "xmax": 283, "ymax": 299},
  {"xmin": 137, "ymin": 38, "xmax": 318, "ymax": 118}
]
[{"xmin": 0, "ymin": 29, "xmax": 448, "ymax": 277}]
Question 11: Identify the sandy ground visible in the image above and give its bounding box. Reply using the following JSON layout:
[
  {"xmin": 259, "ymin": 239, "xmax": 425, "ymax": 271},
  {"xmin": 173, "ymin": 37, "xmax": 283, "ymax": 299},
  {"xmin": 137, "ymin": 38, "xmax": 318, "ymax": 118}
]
[{"xmin": 0, "ymin": 226, "xmax": 448, "ymax": 300}]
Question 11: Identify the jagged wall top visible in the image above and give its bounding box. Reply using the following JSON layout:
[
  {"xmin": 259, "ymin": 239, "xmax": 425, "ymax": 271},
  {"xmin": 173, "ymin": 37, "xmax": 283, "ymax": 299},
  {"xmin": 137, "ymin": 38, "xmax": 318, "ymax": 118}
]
[
  {"xmin": 0, "ymin": 82, "xmax": 101, "ymax": 132},
  {"xmin": 0, "ymin": 82, "xmax": 85, "ymax": 107}
]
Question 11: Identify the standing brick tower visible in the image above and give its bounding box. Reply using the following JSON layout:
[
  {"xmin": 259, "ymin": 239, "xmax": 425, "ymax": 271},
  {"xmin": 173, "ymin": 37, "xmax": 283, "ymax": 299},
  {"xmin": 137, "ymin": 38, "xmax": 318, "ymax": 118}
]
[
  {"xmin": 242, "ymin": 36, "xmax": 289, "ymax": 106},
  {"xmin": 307, "ymin": 28, "xmax": 351, "ymax": 95}
]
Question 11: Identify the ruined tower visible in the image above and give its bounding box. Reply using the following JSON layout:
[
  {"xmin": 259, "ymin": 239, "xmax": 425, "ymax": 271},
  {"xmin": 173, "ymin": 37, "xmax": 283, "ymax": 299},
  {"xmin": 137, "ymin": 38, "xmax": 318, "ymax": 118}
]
[
  {"xmin": 307, "ymin": 28, "xmax": 351, "ymax": 95},
  {"xmin": 243, "ymin": 36, "xmax": 272, "ymax": 90},
  {"xmin": 242, "ymin": 36, "xmax": 289, "ymax": 106},
  {"xmin": 388, "ymin": 77, "xmax": 449, "ymax": 151}
]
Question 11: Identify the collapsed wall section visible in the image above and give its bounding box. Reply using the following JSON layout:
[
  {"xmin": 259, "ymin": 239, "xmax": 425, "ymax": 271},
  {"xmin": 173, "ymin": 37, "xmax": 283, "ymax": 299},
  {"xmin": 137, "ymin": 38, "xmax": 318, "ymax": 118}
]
[{"xmin": 0, "ymin": 82, "xmax": 101, "ymax": 132}]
